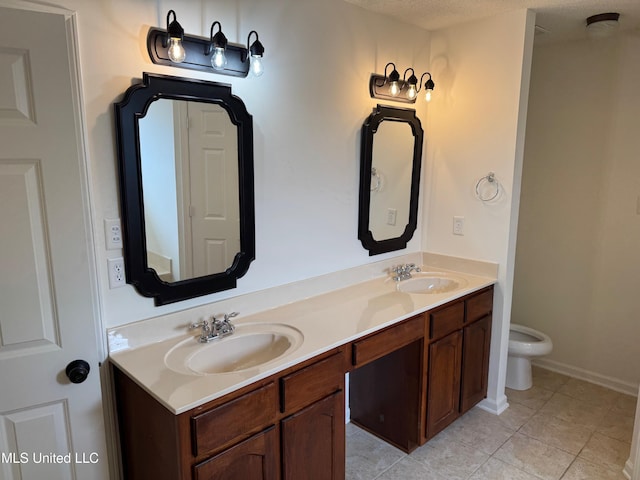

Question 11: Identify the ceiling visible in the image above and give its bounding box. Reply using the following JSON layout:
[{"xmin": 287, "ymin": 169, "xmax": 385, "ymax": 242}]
[{"xmin": 346, "ymin": 0, "xmax": 640, "ymax": 43}]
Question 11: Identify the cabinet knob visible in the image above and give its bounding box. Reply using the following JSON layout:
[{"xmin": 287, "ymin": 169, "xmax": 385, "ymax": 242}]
[{"xmin": 65, "ymin": 360, "xmax": 90, "ymax": 384}]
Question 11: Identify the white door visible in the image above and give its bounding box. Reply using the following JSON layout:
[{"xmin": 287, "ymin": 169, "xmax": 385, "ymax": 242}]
[
  {"xmin": 0, "ymin": 6, "xmax": 108, "ymax": 480},
  {"xmin": 184, "ymin": 102, "xmax": 240, "ymax": 276}
]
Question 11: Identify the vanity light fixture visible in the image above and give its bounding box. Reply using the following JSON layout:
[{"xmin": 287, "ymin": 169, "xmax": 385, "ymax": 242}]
[
  {"xmin": 404, "ymin": 68, "xmax": 419, "ymax": 100},
  {"xmin": 369, "ymin": 63, "xmax": 435, "ymax": 104},
  {"xmin": 147, "ymin": 10, "xmax": 265, "ymax": 78},
  {"xmin": 245, "ymin": 31, "xmax": 265, "ymax": 77},
  {"xmin": 206, "ymin": 21, "xmax": 228, "ymax": 70},
  {"xmin": 420, "ymin": 72, "xmax": 435, "ymax": 102},
  {"xmin": 164, "ymin": 10, "xmax": 186, "ymax": 63}
]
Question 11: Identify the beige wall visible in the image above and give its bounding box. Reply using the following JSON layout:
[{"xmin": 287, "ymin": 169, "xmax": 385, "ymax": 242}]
[
  {"xmin": 513, "ymin": 32, "xmax": 640, "ymax": 393},
  {"xmin": 425, "ymin": 9, "xmax": 536, "ymax": 412}
]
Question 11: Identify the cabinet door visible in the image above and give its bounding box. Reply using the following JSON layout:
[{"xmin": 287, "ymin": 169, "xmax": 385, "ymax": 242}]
[
  {"xmin": 460, "ymin": 315, "xmax": 492, "ymax": 413},
  {"xmin": 426, "ymin": 331, "xmax": 462, "ymax": 439},
  {"xmin": 282, "ymin": 391, "xmax": 345, "ymax": 480},
  {"xmin": 193, "ymin": 426, "xmax": 279, "ymax": 480}
]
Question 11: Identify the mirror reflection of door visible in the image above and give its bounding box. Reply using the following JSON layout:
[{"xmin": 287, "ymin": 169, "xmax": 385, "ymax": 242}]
[
  {"xmin": 369, "ymin": 121, "xmax": 413, "ymax": 241},
  {"xmin": 139, "ymin": 100, "xmax": 239, "ymax": 282}
]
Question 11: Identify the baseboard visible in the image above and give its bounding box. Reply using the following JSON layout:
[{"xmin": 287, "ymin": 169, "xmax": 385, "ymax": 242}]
[
  {"xmin": 477, "ymin": 393, "xmax": 509, "ymax": 415},
  {"xmin": 532, "ymin": 358, "xmax": 639, "ymax": 397},
  {"xmin": 623, "ymin": 459, "xmax": 632, "ymax": 480}
]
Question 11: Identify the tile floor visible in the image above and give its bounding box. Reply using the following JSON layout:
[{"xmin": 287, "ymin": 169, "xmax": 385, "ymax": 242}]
[{"xmin": 347, "ymin": 367, "xmax": 637, "ymax": 479}]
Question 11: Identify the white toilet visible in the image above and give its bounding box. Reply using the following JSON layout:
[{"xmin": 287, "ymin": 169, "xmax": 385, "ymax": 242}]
[{"xmin": 506, "ymin": 324, "xmax": 553, "ymax": 390}]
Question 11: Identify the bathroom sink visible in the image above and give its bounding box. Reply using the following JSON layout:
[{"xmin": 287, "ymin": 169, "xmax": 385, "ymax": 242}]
[
  {"xmin": 397, "ymin": 272, "xmax": 468, "ymax": 294},
  {"xmin": 164, "ymin": 323, "xmax": 304, "ymax": 376}
]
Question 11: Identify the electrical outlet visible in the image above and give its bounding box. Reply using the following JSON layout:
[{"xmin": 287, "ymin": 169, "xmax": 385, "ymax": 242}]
[
  {"xmin": 108, "ymin": 257, "xmax": 126, "ymax": 288},
  {"xmin": 104, "ymin": 219, "xmax": 123, "ymax": 250},
  {"xmin": 453, "ymin": 216, "xmax": 465, "ymax": 235}
]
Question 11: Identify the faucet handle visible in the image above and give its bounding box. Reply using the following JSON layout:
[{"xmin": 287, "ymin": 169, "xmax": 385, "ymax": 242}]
[
  {"xmin": 189, "ymin": 319, "xmax": 208, "ymax": 330},
  {"xmin": 212, "ymin": 312, "xmax": 238, "ymax": 336}
]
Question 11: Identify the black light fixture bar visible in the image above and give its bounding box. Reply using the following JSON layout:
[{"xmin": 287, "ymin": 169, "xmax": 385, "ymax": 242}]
[
  {"xmin": 369, "ymin": 73, "xmax": 415, "ymax": 104},
  {"xmin": 369, "ymin": 62, "xmax": 435, "ymax": 104},
  {"xmin": 147, "ymin": 27, "xmax": 250, "ymax": 77}
]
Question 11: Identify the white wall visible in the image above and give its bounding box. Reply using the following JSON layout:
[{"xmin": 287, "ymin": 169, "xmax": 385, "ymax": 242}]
[
  {"xmin": 45, "ymin": 0, "xmax": 432, "ymax": 327},
  {"xmin": 424, "ymin": 9, "xmax": 536, "ymax": 412},
  {"xmin": 513, "ymin": 32, "xmax": 640, "ymax": 393}
]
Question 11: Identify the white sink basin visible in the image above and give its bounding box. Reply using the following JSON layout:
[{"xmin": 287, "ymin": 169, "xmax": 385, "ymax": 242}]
[
  {"xmin": 165, "ymin": 323, "xmax": 303, "ymax": 376},
  {"xmin": 397, "ymin": 272, "xmax": 468, "ymax": 294}
]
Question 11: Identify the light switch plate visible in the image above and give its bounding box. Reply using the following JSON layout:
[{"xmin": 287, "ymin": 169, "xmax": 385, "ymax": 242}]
[
  {"xmin": 453, "ymin": 216, "xmax": 465, "ymax": 235},
  {"xmin": 104, "ymin": 219, "xmax": 123, "ymax": 249}
]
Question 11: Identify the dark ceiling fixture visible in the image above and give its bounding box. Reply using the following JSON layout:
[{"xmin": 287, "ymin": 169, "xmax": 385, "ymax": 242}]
[{"xmin": 586, "ymin": 12, "xmax": 620, "ymax": 39}]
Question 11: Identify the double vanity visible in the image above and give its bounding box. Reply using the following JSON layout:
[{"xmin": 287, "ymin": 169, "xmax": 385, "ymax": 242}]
[
  {"xmin": 109, "ymin": 264, "xmax": 495, "ymax": 480},
  {"xmin": 109, "ymin": 65, "xmax": 498, "ymax": 479}
]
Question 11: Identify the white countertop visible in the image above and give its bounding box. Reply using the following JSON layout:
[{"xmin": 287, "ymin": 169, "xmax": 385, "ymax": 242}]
[{"xmin": 109, "ymin": 265, "xmax": 496, "ymax": 414}]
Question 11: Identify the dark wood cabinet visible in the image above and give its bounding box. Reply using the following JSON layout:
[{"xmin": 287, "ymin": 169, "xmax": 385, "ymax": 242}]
[
  {"xmin": 349, "ymin": 340, "xmax": 423, "ymax": 452},
  {"xmin": 193, "ymin": 426, "xmax": 279, "ymax": 480},
  {"xmin": 424, "ymin": 286, "xmax": 493, "ymax": 440},
  {"xmin": 461, "ymin": 314, "xmax": 492, "ymax": 413},
  {"xmin": 426, "ymin": 330, "xmax": 463, "ymax": 438},
  {"xmin": 114, "ymin": 348, "xmax": 345, "ymax": 480},
  {"xmin": 282, "ymin": 391, "xmax": 345, "ymax": 480},
  {"xmin": 349, "ymin": 315, "xmax": 425, "ymax": 452}
]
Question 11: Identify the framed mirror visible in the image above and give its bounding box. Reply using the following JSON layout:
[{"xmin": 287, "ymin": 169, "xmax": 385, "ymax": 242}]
[
  {"xmin": 358, "ymin": 105, "xmax": 423, "ymax": 255},
  {"xmin": 114, "ymin": 73, "xmax": 255, "ymax": 305}
]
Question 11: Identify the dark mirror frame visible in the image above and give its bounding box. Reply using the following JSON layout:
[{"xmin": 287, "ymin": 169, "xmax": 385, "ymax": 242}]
[
  {"xmin": 114, "ymin": 73, "xmax": 255, "ymax": 305},
  {"xmin": 358, "ymin": 104, "xmax": 423, "ymax": 255}
]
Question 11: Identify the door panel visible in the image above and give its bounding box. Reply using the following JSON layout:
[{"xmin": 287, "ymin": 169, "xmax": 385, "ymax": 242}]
[
  {"xmin": 281, "ymin": 392, "xmax": 345, "ymax": 480},
  {"xmin": 426, "ymin": 331, "xmax": 462, "ymax": 439},
  {"xmin": 193, "ymin": 426, "xmax": 279, "ymax": 480},
  {"xmin": 0, "ymin": 161, "xmax": 59, "ymax": 356},
  {"xmin": 0, "ymin": 402, "xmax": 74, "ymax": 480},
  {"xmin": 0, "ymin": 6, "xmax": 108, "ymax": 479},
  {"xmin": 187, "ymin": 103, "xmax": 240, "ymax": 275},
  {"xmin": 461, "ymin": 315, "xmax": 492, "ymax": 413}
]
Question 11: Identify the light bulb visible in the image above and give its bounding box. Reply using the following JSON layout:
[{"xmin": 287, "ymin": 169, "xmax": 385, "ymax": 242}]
[
  {"xmin": 211, "ymin": 47, "xmax": 227, "ymax": 70},
  {"xmin": 425, "ymin": 88, "xmax": 433, "ymax": 102},
  {"xmin": 167, "ymin": 38, "xmax": 186, "ymax": 63},
  {"xmin": 407, "ymin": 84, "xmax": 417, "ymax": 100},
  {"xmin": 389, "ymin": 81, "xmax": 400, "ymax": 97},
  {"xmin": 250, "ymin": 55, "xmax": 264, "ymax": 77}
]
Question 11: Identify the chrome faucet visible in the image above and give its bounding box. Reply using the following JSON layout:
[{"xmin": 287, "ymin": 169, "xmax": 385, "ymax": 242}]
[
  {"xmin": 391, "ymin": 263, "xmax": 421, "ymax": 282},
  {"xmin": 190, "ymin": 312, "xmax": 238, "ymax": 343}
]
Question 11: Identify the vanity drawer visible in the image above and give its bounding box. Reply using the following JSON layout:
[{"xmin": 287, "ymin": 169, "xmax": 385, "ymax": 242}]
[
  {"xmin": 429, "ymin": 302, "xmax": 464, "ymax": 341},
  {"xmin": 352, "ymin": 315, "xmax": 424, "ymax": 367},
  {"xmin": 466, "ymin": 288, "xmax": 493, "ymax": 323},
  {"xmin": 280, "ymin": 352, "xmax": 344, "ymax": 414},
  {"xmin": 191, "ymin": 382, "xmax": 277, "ymax": 457}
]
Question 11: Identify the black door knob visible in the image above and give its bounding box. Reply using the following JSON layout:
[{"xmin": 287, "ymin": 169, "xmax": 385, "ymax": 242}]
[{"xmin": 65, "ymin": 360, "xmax": 90, "ymax": 384}]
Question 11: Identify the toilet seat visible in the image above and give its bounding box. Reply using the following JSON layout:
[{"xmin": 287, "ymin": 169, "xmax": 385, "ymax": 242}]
[{"xmin": 508, "ymin": 323, "xmax": 553, "ymax": 357}]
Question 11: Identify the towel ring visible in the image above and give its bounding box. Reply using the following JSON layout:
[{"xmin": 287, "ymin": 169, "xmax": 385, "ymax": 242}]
[
  {"xmin": 371, "ymin": 167, "xmax": 382, "ymax": 192},
  {"xmin": 475, "ymin": 172, "xmax": 500, "ymax": 202}
]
